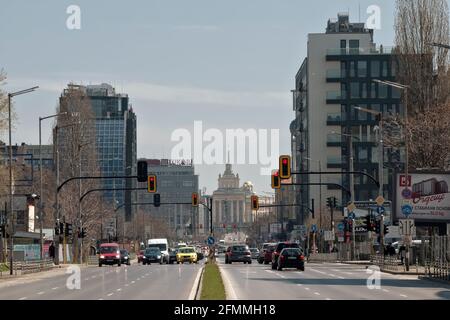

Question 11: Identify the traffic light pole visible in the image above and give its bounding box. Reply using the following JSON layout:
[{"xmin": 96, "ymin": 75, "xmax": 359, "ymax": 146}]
[
  {"xmin": 289, "ymin": 183, "xmax": 352, "ymax": 200},
  {"xmin": 291, "ymin": 171, "xmax": 380, "ymax": 189}
]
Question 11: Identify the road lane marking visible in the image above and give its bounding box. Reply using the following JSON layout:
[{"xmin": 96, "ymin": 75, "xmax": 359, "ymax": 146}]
[
  {"xmin": 337, "ymin": 276, "xmax": 345, "ymax": 279},
  {"xmin": 124, "ymin": 284, "xmax": 129, "ymax": 287},
  {"xmin": 310, "ymin": 269, "xmax": 326, "ymax": 275},
  {"xmin": 297, "ymin": 284, "xmax": 303, "ymax": 287},
  {"xmin": 131, "ymin": 281, "xmax": 135, "ymax": 284},
  {"xmin": 116, "ymin": 289, "xmax": 122, "ymax": 292},
  {"xmin": 107, "ymin": 293, "xmax": 114, "ymax": 296},
  {"xmin": 400, "ymin": 294, "xmax": 408, "ymax": 298},
  {"xmin": 188, "ymin": 266, "xmax": 204, "ymax": 300},
  {"xmin": 18, "ymin": 297, "xmax": 27, "ymax": 300},
  {"xmin": 326, "ymin": 298, "xmax": 332, "ymax": 300},
  {"xmin": 344, "ymin": 272, "xmax": 353, "ymax": 275},
  {"xmin": 383, "ymin": 289, "xmax": 389, "ymax": 293},
  {"xmin": 52, "ymin": 287, "xmax": 58, "ymax": 290},
  {"xmin": 98, "ymin": 298, "xmax": 103, "ymax": 300},
  {"xmin": 314, "ymin": 292, "xmax": 321, "ymax": 296},
  {"xmin": 305, "ymin": 288, "xmax": 310, "ymax": 291},
  {"xmin": 37, "ymin": 291, "xmax": 45, "ymax": 295}
]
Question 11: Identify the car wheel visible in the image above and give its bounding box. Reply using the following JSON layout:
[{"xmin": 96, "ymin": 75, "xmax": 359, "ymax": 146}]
[
  {"xmin": 264, "ymin": 261, "xmax": 269, "ymax": 265},
  {"xmin": 118, "ymin": 262, "xmax": 121, "ymax": 267},
  {"xmin": 249, "ymin": 260, "xmax": 252, "ymax": 264},
  {"xmin": 99, "ymin": 263, "xmax": 102, "ymax": 267}
]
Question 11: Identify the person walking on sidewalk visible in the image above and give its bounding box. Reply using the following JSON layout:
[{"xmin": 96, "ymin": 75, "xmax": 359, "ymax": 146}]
[{"xmin": 49, "ymin": 242, "xmax": 55, "ymax": 262}]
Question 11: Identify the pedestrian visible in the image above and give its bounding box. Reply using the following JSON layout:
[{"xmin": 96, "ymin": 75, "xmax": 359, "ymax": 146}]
[
  {"xmin": 49, "ymin": 242, "xmax": 55, "ymax": 261},
  {"xmin": 399, "ymin": 244, "xmax": 406, "ymax": 265}
]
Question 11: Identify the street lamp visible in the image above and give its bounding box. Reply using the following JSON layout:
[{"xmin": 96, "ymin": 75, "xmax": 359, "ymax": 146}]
[
  {"xmin": 305, "ymin": 157, "xmax": 321, "ymax": 253},
  {"xmin": 39, "ymin": 112, "xmax": 67, "ymax": 260},
  {"xmin": 8, "ymin": 86, "xmax": 38, "ymax": 274}
]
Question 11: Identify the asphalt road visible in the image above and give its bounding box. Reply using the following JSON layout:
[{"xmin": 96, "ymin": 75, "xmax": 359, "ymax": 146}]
[
  {"xmin": 218, "ymin": 255, "xmax": 450, "ymax": 300},
  {"xmin": 0, "ymin": 261, "xmax": 203, "ymax": 300}
]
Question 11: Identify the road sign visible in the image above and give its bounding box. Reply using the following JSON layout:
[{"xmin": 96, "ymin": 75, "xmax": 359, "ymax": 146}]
[
  {"xmin": 401, "ymin": 188, "xmax": 412, "ymax": 199},
  {"xmin": 348, "ymin": 212, "xmax": 356, "ymax": 220},
  {"xmin": 347, "ymin": 202, "xmax": 356, "ymax": 213},
  {"xmin": 399, "ymin": 219, "xmax": 415, "ymax": 236},
  {"xmin": 375, "ymin": 196, "xmax": 385, "ymax": 206},
  {"xmin": 401, "ymin": 204, "xmax": 413, "ymax": 217},
  {"xmin": 399, "ymin": 175, "xmax": 412, "ymax": 187},
  {"xmin": 337, "ymin": 223, "xmax": 345, "ymax": 232},
  {"xmin": 324, "ymin": 231, "xmax": 334, "ymax": 241},
  {"xmin": 377, "ymin": 206, "xmax": 385, "ymax": 215},
  {"xmin": 207, "ymin": 236, "xmax": 215, "ymax": 245}
]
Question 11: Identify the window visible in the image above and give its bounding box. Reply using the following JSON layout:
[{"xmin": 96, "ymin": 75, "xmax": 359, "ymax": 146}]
[
  {"xmin": 382, "ymin": 61, "xmax": 388, "ymax": 77},
  {"xmin": 379, "ymin": 83, "xmax": 388, "ymax": 98},
  {"xmin": 358, "ymin": 147, "xmax": 369, "ymax": 162},
  {"xmin": 349, "ymin": 40, "xmax": 360, "ymax": 54},
  {"xmin": 371, "ymin": 60, "xmax": 380, "ymax": 77},
  {"xmin": 350, "ymin": 61, "xmax": 356, "ymax": 77},
  {"xmin": 340, "ymin": 40, "xmax": 346, "ymax": 54},
  {"xmin": 361, "ymin": 83, "xmax": 368, "ymax": 98},
  {"xmin": 341, "ymin": 61, "xmax": 347, "ymax": 77},
  {"xmin": 350, "ymin": 82, "xmax": 360, "ymax": 98},
  {"xmin": 358, "ymin": 61, "xmax": 367, "ymax": 77},
  {"xmin": 370, "ymin": 82, "xmax": 377, "ymax": 98}
]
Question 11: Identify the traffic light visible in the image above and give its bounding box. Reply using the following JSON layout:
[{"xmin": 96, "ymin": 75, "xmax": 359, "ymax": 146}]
[
  {"xmin": 333, "ymin": 197, "xmax": 337, "ymax": 208},
  {"xmin": 192, "ymin": 193, "xmax": 199, "ymax": 207},
  {"xmin": 326, "ymin": 197, "xmax": 333, "ymax": 208},
  {"xmin": 58, "ymin": 222, "xmax": 64, "ymax": 235},
  {"xmin": 154, "ymin": 193, "xmax": 161, "ymax": 207},
  {"xmin": 271, "ymin": 171, "xmax": 281, "ymax": 189},
  {"xmin": 375, "ymin": 221, "xmax": 381, "ymax": 234},
  {"xmin": 64, "ymin": 223, "xmax": 72, "ymax": 237},
  {"xmin": 147, "ymin": 175, "xmax": 157, "ymax": 193},
  {"xmin": 279, "ymin": 155, "xmax": 291, "ymax": 179},
  {"xmin": 137, "ymin": 160, "xmax": 148, "ymax": 182},
  {"xmin": 251, "ymin": 195, "xmax": 259, "ymax": 211}
]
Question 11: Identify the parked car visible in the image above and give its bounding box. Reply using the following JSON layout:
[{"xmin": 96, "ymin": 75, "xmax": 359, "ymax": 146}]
[
  {"xmin": 272, "ymin": 242, "xmax": 301, "ymax": 270},
  {"xmin": 120, "ymin": 249, "xmax": 131, "ymax": 265},
  {"xmin": 276, "ymin": 248, "xmax": 305, "ymax": 271},
  {"xmin": 176, "ymin": 247, "xmax": 198, "ymax": 264},
  {"xmin": 99, "ymin": 243, "xmax": 121, "ymax": 267},
  {"xmin": 249, "ymin": 248, "xmax": 260, "ymax": 259},
  {"xmin": 143, "ymin": 247, "xmax": 163, "ymax": 265},
  {"xmin": 168, "ymin": 248, "xmax": 178, "ymax": 264},
  {"xmin": 225, "ymin": 245, "xmax": 252, "ymax": 264},
  {"xmin": 137, "ymin": 250, "xmax": 145, "ymax": 264}
]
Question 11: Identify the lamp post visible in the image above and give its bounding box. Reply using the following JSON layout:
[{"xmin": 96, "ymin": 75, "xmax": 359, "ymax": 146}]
[
  {"xmin": 39, "ymin": 112, "xmax": 67, "ymax": 260},
  {"xmin": 305, "ymin": 157, "xmax": 321, "ymax": 253},
  {"xmin": 8, "ymin": 86, "xmax": 38, "ymax": 274},
  {"xmin": 372, "ymin": 79, "xmax": 410, "ymax": 269}
]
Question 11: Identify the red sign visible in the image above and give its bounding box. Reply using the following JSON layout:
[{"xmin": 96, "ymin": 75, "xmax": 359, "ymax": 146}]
[{"xmin": 399, "ymin": 175, "xmax": 412, "ymax": 187}]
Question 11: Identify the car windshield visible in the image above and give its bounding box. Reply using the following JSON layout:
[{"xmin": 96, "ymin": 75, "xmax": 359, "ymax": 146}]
[
  {"xmin": 179, "ymin": 248, "xmax": 195, "ymax": 253},
  {"xmin": 282, "ymin": 248, "xmax": 302, "ymax": 256},
  {"xmin": 145, "ymin": 248, "xmax": 160, "ymax": 254},
  {"xmin": 148, "ymin": 244, "xmax": 167, "ymax": 251},
  {"xmin": 250, "ymin": 248, "xmax": 258, "ymax": 252},
  {"xmin": 120, "ymin": 250, "xmax": 127, "ymax": 254},
  {"xmin": 232, "ymin": 246, "xmax": 248, "ymax": 252},
  {"xmin": 100, "ymin": 246, "xmax": 118, "ymax": 253}
]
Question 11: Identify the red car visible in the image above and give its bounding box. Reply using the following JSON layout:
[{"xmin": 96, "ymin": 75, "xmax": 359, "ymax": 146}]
[
  {"xmin": 258, "ymin": 244, "xmax": 275, "ymax": 264},
  {"xmin": 137, "ymin": 250, "xmax": 144, "ymax": 263},
  {"xmin": 99, "ymin": 243, "xmax": 121, "ymax": 267}
]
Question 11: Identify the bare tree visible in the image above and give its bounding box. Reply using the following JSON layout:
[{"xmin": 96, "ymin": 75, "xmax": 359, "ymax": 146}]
[
  {"xmin": 395, "ymin": 0, "xmax": 450, "ymax": 113},
  {"xmin": 0, "ymin": 69, "xmax": 9, "ymax": 134}
]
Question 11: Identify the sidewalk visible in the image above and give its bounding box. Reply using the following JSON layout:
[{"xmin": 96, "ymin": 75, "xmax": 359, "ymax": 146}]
[{"xmin": 340, "ymin": 261, "xmax": 428, "ymax": 275}]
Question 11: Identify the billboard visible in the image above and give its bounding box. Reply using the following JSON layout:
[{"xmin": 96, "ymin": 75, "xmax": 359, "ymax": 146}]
[{"xmin": 396, "ymin": 173, "xmax": 450, "ymax": 221}]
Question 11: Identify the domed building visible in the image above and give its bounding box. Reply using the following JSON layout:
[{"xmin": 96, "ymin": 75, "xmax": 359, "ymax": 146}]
[{"xmin": 212, "ymin": 163, "xmax": 255, "ymax": 233}]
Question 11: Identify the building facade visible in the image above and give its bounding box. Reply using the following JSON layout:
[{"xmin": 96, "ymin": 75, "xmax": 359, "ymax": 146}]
[
  {"xmin": 291, "ymin": 13, "xmax": 403, "ymax": 227},
  {"xmin": 137, "ymin": 159, "xmax": 199, "ymax": 238},
  {"xmin": 212, "ymin": 163, "xmax": 254, "ymax": 234}
]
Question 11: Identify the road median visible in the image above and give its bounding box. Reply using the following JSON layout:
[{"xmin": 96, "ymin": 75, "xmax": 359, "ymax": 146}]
[{"xmin": 199, "ymin": 262, "xmax": 226, "ymax": 300}]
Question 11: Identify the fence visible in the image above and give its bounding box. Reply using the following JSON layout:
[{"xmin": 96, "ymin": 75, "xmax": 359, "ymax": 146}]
[
  {"xmin": 422, "ymin": 236, "xmax": 450, "ymax": 282},
  {"xmin": 0, "ymin": 259, "xmax": 54, "ymax": 276}
]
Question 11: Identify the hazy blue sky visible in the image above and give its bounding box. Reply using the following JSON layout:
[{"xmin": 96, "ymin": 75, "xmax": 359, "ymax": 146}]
[{"xmin": 1, "ymin": 0, "xmax": 404, "ymax": 194}]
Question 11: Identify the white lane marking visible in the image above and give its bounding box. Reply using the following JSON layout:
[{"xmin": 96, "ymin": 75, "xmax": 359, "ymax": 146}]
[
  {"xmin": 328, "ymin": 274, "xmax": 336, "ymax": 277},
  {"xmin": 383, "ymin": 289, "xmax": 389, "ymax": 293},
  {"xmin": 188, "ymin": 266, "xmax": 204, "ymax": 300},
  {"xmin": 297, "ymin": 284, "xmax": 303, "ymax": 287},
  {"xmin": 400, "ymin": 294, "xmax": 408, "ymax": 298},
  {"xmin": 220, "ymin": 266, "xmax": 238, "ymax": 300},
  {"xmin": 107, "ymin": 293, "xmax": 114, "ymax": 297},
  {"xmin": 37, "ymin": 291, "xmax": 45, "ymax": 295},
  {"xmin": 116, "ymin": 288, "xmax": 122, "ymax": 292},
  {"xmin": 305, "ymin": 287, "xmax": 310, "ymax": 291},
  {"xmin": 326, "ymin": 298, "xmax": 332, "ymax": 301},
  {"xmin": 314, "ymin": 292, "xmax": 321, "ymax": 296},
  {"xmin": 52, "ymin": 287, "xmax": 58, "ymax": 290},
  {"xmin": 18, "ymin": 297, "xmax": 27, "ymax": 300},
  {"xmin": 344, "ymin": 272, "xmax": 354, "ymax": 275},
  {"xmin": 131, "ymin": 281, "xmax": 135, "ymax": 284},
  {"xmin": 124, "ymin": 284, "xmax": 129, "ymax": 287},
  {"xmin": 265, "ymin": 270, "xmax": 275, "ymax": 274},
  {"xmin": 309, "ymin": 269, "xmax": 326, "ymax": 275},
  {"xmin": 331, "ymin": 269, "xmax": 341, "ymax": 272},
  {"xmin": 337, "ymin": 276, "xmax": 345, "ymax": 279}
]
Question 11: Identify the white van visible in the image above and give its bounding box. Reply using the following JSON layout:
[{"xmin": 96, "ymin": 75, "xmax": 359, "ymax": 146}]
[{"xmin": 147, "ymin": 239, "xmax": 169, "ymax": 264}]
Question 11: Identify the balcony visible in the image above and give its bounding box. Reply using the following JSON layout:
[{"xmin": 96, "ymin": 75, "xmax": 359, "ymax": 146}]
[
  {"xmin": 326, "ymin": 46, "xmax": 394, "ymax": 58},
  {"xmin": 326, "ymin": 91, "xmax": 344, "ymax": 103},
  {"xmin": 327, "ymin": 113, "xmax": 342, "ymax": 125},
  {"xmin": 327, "ymin": 156, "xmax": 343, "ymax": 168},
  {"xmin": 327, "ymin": 134, "xmax": 342, "ymax": 146},
  {"xmin": 326, "ymin": 69, "xmax": 343, "ymax": 82}
]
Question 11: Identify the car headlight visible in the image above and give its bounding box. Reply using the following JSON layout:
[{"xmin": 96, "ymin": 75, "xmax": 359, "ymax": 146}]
[
  {"xmin": 157, "ymin": 255, "xmax": 161, "ymax": 259},
  {"xmin": 125, "ymin": 257, "xmax": 128, "ymax": 259},
  {"xmin": 116, "ymin": 255, "xmax": 120, "ymax": 259},
  {"xmin": 100, "ymin": 255, "xmax": 105, "ymax": 259}
]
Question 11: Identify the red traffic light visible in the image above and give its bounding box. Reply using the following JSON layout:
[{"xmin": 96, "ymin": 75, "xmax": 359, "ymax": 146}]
[
  {"xmin": 192, "ymin": 193, "xmax": 199, "ymax": 207},
  {"xmin": 148, "ymin": 175, "xmax": 157, "ymax": 193}
]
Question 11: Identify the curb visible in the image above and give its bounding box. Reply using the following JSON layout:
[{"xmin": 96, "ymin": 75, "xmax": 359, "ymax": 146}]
[{"xmin": 189, "ymin": 265, "xmax": 205, "ymax": 300}]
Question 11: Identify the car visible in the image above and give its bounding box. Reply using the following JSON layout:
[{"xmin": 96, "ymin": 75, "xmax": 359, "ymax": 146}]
[
  {"xmin": 147, "ymin": 239, "xmax": 169, "ymax": 264},
  {"xmin": 249, "ymin": 248, "xmax": 260, "ymax": 259},
  {"xmin": 176, "ymin": 247, "xmax": 198, "ymax": 264},
  {"xmin": 276, "ymin": 248, "xmax": 305, "ymax": 271},
  {"xmin": 259, "ymin": 244, "xmax": 275, "ymax": 264},
  {"xmin": 142, "ymin": 247, "xmax": 163, "ymax": 265},
  {"xmin": 168, "ymin": 248, "xmax": 178, "ymax": 264},
  {"xmin": 225, "ymin": 245, "xmax": 252, "ymax": 264},
  {"xmin": 98, "ymin": 243, "xmax": 121, "ymax": 267},
  {"xmin": 137, "ymin": 250, "xmax": 145, "ymax": 263},
  {"xmin": 272, "ymin": 242, "xmax": 301, "ymax": 270},
  {"xmin": 120, "ymin": 249, "xmax": 131, "ymax": 265}
]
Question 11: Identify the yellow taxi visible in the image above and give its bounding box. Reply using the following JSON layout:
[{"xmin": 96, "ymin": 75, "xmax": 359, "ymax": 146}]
[{"xmin": 176, "ymin": 246, "xmax": 198, "ymax": 264}]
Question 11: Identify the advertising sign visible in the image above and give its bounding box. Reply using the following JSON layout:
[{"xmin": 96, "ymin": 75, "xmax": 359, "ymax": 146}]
[{"xmin": 396, "ymin": 173, "xmax": 450, "ymax": 221}]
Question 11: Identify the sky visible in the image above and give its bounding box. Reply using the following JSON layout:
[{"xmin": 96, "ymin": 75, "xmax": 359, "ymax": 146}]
[{"xmin": 0, "ymin": 0, "xmax": 402, "ymax": 194}]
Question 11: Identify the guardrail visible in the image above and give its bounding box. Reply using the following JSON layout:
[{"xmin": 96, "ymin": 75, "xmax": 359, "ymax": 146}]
[
  {"xmin": 0, "ymin": 259, "xmax": 54, "ymax": 276},
  {"xmin": 88, "ymin": 255, "xmax": 99, "ymax": 265}
]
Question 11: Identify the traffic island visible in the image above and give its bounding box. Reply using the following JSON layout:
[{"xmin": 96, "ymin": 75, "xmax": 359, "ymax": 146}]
[{"xmin": 200, "ymin": 262, "xmax": 226, "ymax": 300}]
